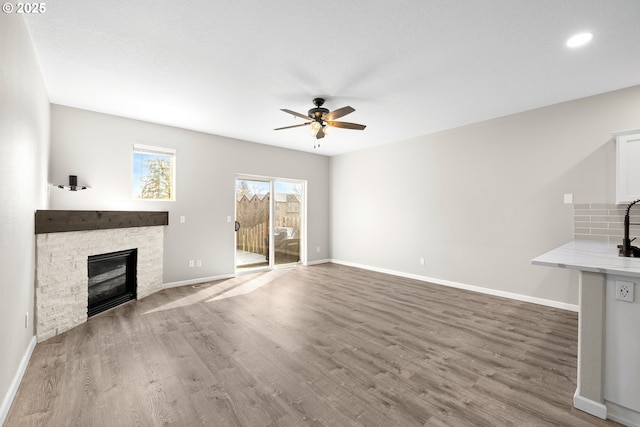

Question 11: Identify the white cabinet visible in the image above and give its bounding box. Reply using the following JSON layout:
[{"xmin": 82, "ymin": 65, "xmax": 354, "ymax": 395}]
[{"xmin": 615, "ymin": 129, "xmax": 640, "ymax": 204}]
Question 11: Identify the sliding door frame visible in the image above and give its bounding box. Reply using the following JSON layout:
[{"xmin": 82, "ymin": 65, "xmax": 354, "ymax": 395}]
[{"xmin": 234, "ymin": 174, "xmax": 307, "ymax": 274}]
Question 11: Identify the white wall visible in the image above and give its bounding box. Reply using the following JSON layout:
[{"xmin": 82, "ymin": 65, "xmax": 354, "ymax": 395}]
[
  {"xmin": 49, "ymin": 105, "xmax": 330, "ymax": 283},
  {"xmin": 0, "ymin": 13, "xmax": 50, "ymax": 423},
  {"xmin": 331, "ymin": 85, "xmax": 640, "ymax": 306}
]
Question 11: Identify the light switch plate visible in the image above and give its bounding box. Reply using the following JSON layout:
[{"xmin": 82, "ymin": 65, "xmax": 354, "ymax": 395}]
[{"xmin": 564, "ymin": 194, "xmax": 573, "ymax": 204}]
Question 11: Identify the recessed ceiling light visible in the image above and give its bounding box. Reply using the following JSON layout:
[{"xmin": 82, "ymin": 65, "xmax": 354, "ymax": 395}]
[{"xmin": 566, "ymin": 32, "xmax": 594, "ymax": 48}]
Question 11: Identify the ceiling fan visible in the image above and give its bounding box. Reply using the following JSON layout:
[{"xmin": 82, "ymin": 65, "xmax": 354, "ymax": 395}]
[{"xmin": 275, "ymin": 98, "xmax": 366, "ymax": 145}]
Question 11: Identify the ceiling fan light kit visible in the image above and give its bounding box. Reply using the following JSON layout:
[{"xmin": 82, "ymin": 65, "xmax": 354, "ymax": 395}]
[{"xmin": 275, "ymin": 98, "xmax": 366, "ymax": 148}]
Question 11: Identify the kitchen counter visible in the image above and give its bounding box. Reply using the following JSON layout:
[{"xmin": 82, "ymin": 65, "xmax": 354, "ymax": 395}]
[
  {"xmin": 532, "ymin": 239, "xmax": 640, "ymax": 426},
  {"xmin": 532, "ymin": 239, "xmax": 640, "ymax": 277}
]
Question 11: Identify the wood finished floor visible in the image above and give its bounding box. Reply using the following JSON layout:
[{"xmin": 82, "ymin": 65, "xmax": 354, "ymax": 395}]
[{"xmin": 6, "ymin": 263, "xmax": 621, "ymax": 427}]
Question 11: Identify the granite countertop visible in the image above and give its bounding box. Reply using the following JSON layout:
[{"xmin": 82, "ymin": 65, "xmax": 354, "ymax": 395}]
[{"xmin": 532, "ymin": 239, "xmax": 640, "ymax": 278}]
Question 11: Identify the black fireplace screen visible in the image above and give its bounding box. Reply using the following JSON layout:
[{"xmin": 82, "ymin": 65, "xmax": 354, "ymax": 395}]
[{"xmin": 87, "ymin": 249, "xmax": 137, "ymax": 317}]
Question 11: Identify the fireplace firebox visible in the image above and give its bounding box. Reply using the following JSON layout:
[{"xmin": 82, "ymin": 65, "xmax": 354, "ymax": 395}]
[{"xmin": 88, "ymin": 249, "xmax": 137, "ymax": 317}]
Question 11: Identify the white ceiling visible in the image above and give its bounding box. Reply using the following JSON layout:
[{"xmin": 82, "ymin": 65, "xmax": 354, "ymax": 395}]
[{"xmin": 24, "ymin": 0, "xmax": 640, "ymax": 156}]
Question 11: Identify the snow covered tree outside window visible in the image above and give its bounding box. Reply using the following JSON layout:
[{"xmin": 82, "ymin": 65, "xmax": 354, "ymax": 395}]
[{"xmin": 133, "ymin": 144, "xmax": 176, "ymax": 200}]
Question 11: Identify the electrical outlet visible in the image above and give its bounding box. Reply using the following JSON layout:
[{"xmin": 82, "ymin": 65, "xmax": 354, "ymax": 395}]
[
  {"xmin": 196, "ymin": 260, "xmax": 202, "ymax": 267},
  {"xmin": 419, "ymin": 258, "xmax": 425, "ymax": 265},
  {"xmin": 616, "ymin": 281, "xmax": 634, "ymax": 302}
]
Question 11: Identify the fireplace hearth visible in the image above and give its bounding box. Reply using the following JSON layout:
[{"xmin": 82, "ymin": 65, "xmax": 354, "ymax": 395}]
[{"xmin": 88, "ymin": 249, "xmax": 137, "ymax": 317}]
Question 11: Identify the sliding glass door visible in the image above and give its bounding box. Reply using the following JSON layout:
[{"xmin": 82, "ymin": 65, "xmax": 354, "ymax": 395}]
[
  {"xmin": 235, "ymin": 177, "xmax": 304, "ymax": 271},
  {"xmin": 235, "ymin": 178, "xmax": 270, "ymax": 269},
  {"xmin": 273, "ymin": 181, "xmax": 303, "ymax": 266}
]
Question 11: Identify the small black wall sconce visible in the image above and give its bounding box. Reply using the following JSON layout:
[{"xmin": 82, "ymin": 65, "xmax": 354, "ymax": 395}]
[{"xmin": 57, "ymin": 175, "xmax": 89, "ymax": 191}]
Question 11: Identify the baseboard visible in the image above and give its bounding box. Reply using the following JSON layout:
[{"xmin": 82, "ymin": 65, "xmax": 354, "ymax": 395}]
[
  {"xmin": 0, "ymin": 335, "xmax": 36, "ymax": 426},
  {"xmin": 606, "ymin": 400, "xmax": 640, "ymax": 427},
  {"xmin": 330, "ymin": 259, "xmax": 579, "ymax": 312},
  {"xmin": 306, "ymin": 258, "xmax": 330, "ymax": 266},
  {"xmin": 574, "ymin": 391, "xmax": 607, "ymax": 419},
  {"xmin": 163, "ymin": 274, "xmax": 235, "ymax": 289}
]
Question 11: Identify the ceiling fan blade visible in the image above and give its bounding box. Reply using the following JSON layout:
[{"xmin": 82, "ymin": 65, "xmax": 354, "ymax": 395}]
[
  {"xmin": 326, "ymin": 121, "xmax": 366, "ymax": 130},
  {"xmin": 274, "ymin": 122, "xmax": 311, "ymax": 130},
  {"xmin": 324, "ymin": 106, "xmax": 355, "ymax": 121},
  {"xmin": 281, "ymin": 109, "xmax": 311, "ymax": 120},
  {"xmin": 316, "ymin": 127, "xmax": 325, "ymax": 139}
]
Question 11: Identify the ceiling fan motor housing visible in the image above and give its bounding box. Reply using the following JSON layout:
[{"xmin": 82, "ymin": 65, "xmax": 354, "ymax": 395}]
[
  {"xmin": 309, "ymin": 97, "xmax": 329, "ymax": 121},
  {"xmin": 308, "ymin": 107, "xmax": 329, "ymax": 121}
]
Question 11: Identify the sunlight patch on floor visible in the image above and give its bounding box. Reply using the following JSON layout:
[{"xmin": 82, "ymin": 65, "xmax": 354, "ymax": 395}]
[
  {"xmin": 142, "ymin": 281, "xmax": 233, "ymax": 314},
  {"xmin": 142, "ymin": 269, "xmax": 292, "ymax": 314},
  {"xmin": 207, "ymin": 269, "xmax": 289, "ymax": 302}
]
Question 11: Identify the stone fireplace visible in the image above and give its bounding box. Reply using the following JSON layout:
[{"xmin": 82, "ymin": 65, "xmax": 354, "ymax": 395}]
[{"xmin": 34, "ymin": 210, "xmax": 168, "ymax": 342}]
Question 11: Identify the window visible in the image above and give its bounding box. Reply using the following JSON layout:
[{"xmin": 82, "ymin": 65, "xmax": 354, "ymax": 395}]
[{"xmin": 133, "ymin": 144, "xmax": 176, "ymax": 200}]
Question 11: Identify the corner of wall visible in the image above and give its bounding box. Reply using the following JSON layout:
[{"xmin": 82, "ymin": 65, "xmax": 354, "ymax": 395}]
[{"xmin": 0, "ymin": 11, "xmax": 50, "ymax": 423}]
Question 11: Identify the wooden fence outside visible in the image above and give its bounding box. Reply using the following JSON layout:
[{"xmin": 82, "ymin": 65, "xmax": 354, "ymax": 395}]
[{"xmin": 237, "ymin": 222, "xmax": 268, "ymax": 254}]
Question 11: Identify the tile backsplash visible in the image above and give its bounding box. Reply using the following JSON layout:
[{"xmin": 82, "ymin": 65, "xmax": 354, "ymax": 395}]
[{"xmin": 575, "ymin": 203, "xmax": 640, "ymax": 244}]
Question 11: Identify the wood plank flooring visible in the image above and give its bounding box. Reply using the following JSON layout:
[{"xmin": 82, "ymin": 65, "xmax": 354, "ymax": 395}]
[{"xmin": 6, "ymin": 264, "xmax": 622, "ymax": 426}]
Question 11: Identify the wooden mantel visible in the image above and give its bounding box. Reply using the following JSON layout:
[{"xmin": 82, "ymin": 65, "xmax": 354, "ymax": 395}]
[{"xmin": 35, "ymin": 210, "xmax": 169, "ymax": 234}]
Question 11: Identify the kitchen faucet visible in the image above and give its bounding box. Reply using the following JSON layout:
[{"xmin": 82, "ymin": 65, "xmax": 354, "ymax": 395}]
[{"xmin": 618, "ymin": 198, "xmax": 640, "ymax": 257}]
